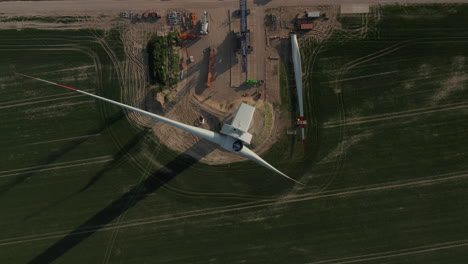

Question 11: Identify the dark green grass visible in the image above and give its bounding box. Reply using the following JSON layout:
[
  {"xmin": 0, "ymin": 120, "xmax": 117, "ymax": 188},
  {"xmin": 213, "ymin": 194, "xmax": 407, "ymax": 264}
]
[
  {"xmin": 277, "ymin": 3, "xmax": 468, "ymax": 263},
  {"xmin": 299, "ymin": 4, "xmax": 468, "ymax": 193},
  {"xmin": 0, "ymin": 29, "xmax": 158, "ymax": 260}
]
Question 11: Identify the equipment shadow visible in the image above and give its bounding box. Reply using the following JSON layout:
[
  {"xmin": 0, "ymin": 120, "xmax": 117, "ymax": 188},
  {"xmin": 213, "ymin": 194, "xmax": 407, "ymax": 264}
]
[{"xmin": 28, "ymin": 140, "xmax": 216, "ymax": 264}]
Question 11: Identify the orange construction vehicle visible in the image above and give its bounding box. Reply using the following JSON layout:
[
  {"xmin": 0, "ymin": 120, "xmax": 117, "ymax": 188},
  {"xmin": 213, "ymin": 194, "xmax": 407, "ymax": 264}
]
[
  {"xmin": 190, "ymin": 12, "xmax": 196, "ymax": 29},
  {"xmin": 179, "ymin": 34, "xmax": 198, "ymax": 40},
  {"xmin": 206, "ymin": 48, "xmax": 215, "ymax": 88}
]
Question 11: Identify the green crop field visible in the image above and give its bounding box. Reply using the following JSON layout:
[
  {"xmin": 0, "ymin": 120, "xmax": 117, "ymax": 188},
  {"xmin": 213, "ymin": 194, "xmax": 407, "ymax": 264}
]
[{"xmin": 1, "ymin": 4, "xmax": 468, "ymax": 263}]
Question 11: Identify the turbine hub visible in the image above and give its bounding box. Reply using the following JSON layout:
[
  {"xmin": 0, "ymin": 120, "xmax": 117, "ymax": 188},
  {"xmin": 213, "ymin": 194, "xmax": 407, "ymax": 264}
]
[{"xmin": 232, "ymin": 140, "xmax": 243, "ymax": 152}]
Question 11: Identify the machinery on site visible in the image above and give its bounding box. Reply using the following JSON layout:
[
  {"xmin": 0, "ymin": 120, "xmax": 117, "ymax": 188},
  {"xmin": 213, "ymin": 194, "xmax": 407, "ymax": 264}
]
[
  {"xmin": 179, "ymin": 34, "xmax": 198, "ymax": 40},
  {"xmin": 194, "ymin": 116, "xmax": 205, "ymax": 127},
  {"xmin": 167, "ymin": 11, "xmax": 182, "ymax": 25},
  {"xmin": 206, "ymin": 48, "xmax": 215, "ymax": 88},
  {"xmin": 180, "ymin": 58, "xmax": 186, "ymax": 70},
  {"xmin": 200, "ymin": 11, "xmax": 209, "ymax": 35},
  {"xmin": 16, "ymin": 73, "xmax": 302, "ymax": 185},
  {"xmin": 245, "ymin": 79, "xmax": 265, "ymax": 85},
  {"xmin": 239, "ymin": 0, "xmax": 249, "ymax": 72},
  {"xmin": 232, "ymin": 0, "xmax": 251, "ymax": 72},
  {"xmin": 190, "ymin": 12, "xmax": 196, "ymax": 29},
  {"xmin": 184, "ymin": 46, "xmax": 195, "ymax": 63},
  {"xmin": 121, "ymin": 11, "xmax": 161, "ymax": 20}
]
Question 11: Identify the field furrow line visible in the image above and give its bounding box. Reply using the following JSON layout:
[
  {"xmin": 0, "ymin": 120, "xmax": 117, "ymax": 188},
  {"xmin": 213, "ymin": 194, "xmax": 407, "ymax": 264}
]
[
  {"xmin": 0, "ymin": 156, "xmax": 113, "ymax": 178},
  {"xmin": 2, "ymin": 169, "xmax": 468, "ymax": 247},
  {"xmin": 25, "ymin": 134, "xmax": 101, "ymax": 146},
  {"xmin": 0, "ymin": 89, "xmax": 93, "ymax": 106},
  {"xmin": 323, "ymin": 70, "xmax": 400, "ymax": 84},
  {"xmin": 0, "ymin": 159, "xmax": 113, "ymax": 178},
  {"xmin": 323, "ymin": 102, "xmax": 468, "ymax": 128},
  {"xmin": 102, "ymin": 146, "xmax": 159, "ymax": 264},
  {"xmin": 308, "ymin": 239, "xmax": 468, "ymax": 264},
  {"xmin": 0, "ymin": 94, "xmax": 88, "ymax": 110}
]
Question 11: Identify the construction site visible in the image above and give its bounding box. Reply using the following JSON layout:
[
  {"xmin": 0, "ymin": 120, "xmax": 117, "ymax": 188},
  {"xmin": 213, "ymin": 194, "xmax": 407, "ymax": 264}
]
[
  {"xmin": 0, "ymin": 1, "xmax": 341, "ymax": 165},
  {"xmin": 103, "ymin": 1, "xmax": 340, "ymax": 165}
]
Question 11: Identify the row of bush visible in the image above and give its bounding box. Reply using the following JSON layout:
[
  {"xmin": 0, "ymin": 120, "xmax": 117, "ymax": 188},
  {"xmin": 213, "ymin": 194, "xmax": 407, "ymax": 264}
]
[{"xmin": 147, "ymin": 31, "xmax": 180, "ymax": 89}]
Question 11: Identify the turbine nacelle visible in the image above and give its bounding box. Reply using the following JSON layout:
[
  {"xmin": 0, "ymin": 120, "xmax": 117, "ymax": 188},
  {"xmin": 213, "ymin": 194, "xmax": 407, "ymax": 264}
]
[
  {"xmin": 220, "ymin": 103, "xmax": 255, "ymax": 145},
  {"xmin": 218, "ymin": 134, "xmax": 244, "ymax": 153}
]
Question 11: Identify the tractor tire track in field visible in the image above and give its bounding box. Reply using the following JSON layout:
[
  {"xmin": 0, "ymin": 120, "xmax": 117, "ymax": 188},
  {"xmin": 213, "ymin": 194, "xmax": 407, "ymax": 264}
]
[
  {"xmin": 0, "ymin": 156, "xmax": 111, "ymax": 175},
  {"xmin": 301, "ymin": 39, "xmax": 332, "ymax": 188},
  {"xmin": 86, "ymin": 22, "xmax": 162, "ymax": 180},
  {"xmin": 323, "ymin": 100, "xmax": 468, "ymax": 128},
  {"xmin": 85, "ymin": 26, "xmax": 154, "ymax": 179},
  {"xmin": 87, "ymin": 28, "xmax": 130, "ymax": 154},
  {"xmin": 320, "ymin": 36, "xmax": 468, "ymax": 132},
  {"xmin": 0, "ymin": 38, "xmax": 112, "ymax": 197},
  {"xmin": 87, "ymin": 25, "xmax": 167, "ymax": 185},
  {"xmin": 319, "ymin": 39, "xmax": 414, "ymax": 191},
  {"xmin": 341, "ymin": 40, "xmax": 411, "ymax": 70},
  {"xmin": 325, "ymin": 55, "xmax": 348, "ymax": 193},
  {"xmin": 338, "ymin": 37, "xmax": 468, "ymax": 75},
  {"xmin": 101, "ymin": 145, "xmax": 161, "ymax": 264},
  {"xmin": 0, "ymin": 89, "xmax": 94, "ymax": 107},
  {"xmin": 119, "ymin": 27, "xmax": 151, "ymax": 128},
  {"xmin": 307, "ymin": 239, "xmax": 468, "ymax": 264},
  {"xmin": 0, "ymin": 94, "xmax": 87, "ymax": 110},
  {"xmin": 0, "ymin": 156, "xmax": 113, "ymax": 179},
  {"xmin": 3, "ymin": 168, "xmax": 468, "ymax": 248},
  {"xmin": 323, "ymin": 70, "xmax": 400, "ymax": 84},
  {"xmin": 25, "ymin": 134, "xmax": 101, "ymax": 146}
]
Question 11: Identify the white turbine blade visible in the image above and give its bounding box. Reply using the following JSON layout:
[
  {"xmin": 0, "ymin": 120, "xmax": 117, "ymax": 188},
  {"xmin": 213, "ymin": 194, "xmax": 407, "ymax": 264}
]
[
  {"xmin": 79, "ymin": 91, "xmax": 223, "ymax": 144},
  {"xmin": 291, "ymin": 34, "xmax": 304, "ymax": 118},
  {"xmin": 16, "ymin": 73, "xmax": 222, "ymax": 145},
  {"xmin": 292, "ymin": 35, "xmax": 307, "ymax": 152},
  {"xmin": 238, "ymin": 146, "xmax": 304, "ymax": 185}
]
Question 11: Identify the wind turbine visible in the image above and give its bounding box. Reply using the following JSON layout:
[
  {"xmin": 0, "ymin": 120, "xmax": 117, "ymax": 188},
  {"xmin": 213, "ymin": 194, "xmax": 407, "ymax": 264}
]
[{"xmin": 16, "ymin": 73, "xmax": 303, "ymax": 185}]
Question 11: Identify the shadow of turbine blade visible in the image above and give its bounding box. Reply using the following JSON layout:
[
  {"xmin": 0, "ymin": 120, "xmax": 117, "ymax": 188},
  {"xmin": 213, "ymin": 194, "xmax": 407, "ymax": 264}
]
[{"xmin": 28, "ymin": 141, "xmax": 215, "ymax": 264}]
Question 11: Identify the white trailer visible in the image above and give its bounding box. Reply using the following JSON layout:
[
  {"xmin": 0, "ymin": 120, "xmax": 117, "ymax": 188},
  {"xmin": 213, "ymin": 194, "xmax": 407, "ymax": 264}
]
[{"xmin": 200, "ymin": 11, "xmax": 209, "ymax": 34}]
